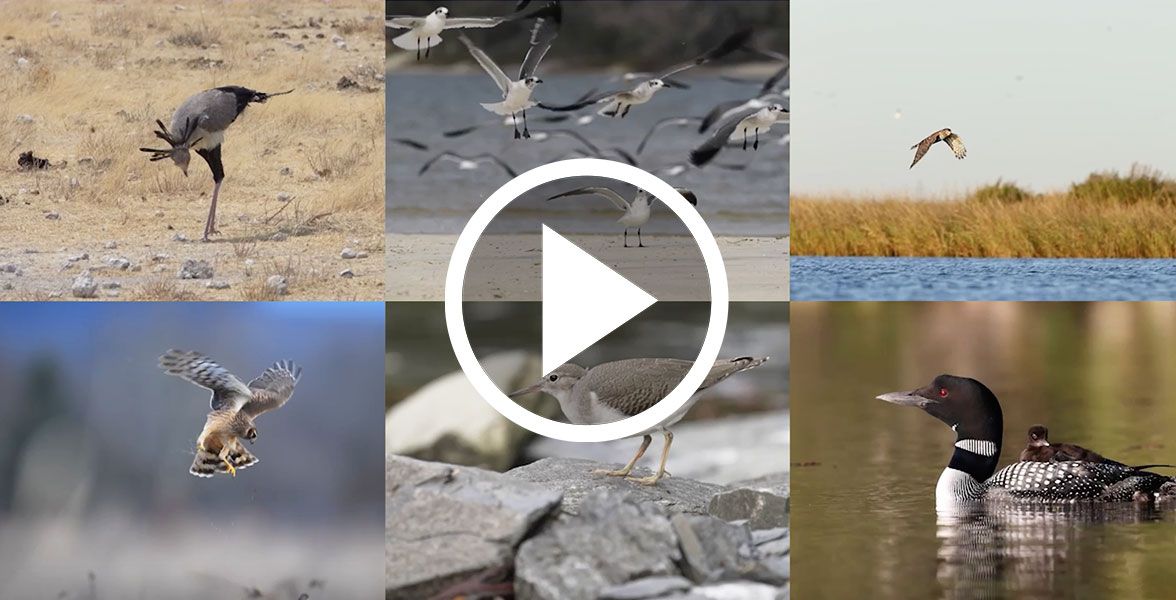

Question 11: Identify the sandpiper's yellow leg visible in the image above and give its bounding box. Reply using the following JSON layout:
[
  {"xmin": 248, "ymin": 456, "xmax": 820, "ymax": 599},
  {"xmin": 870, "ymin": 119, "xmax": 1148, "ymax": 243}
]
[
  {"xmin": 627, "ymin": 430, "xmax": 672, "ymax": 486},
  {"xmin": 593, "ymin": 434, "xmax": 652, "ymax": 477}
]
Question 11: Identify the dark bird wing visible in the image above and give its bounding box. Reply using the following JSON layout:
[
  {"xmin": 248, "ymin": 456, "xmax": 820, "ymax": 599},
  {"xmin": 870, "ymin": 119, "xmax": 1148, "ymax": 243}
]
[
  {"xmin": 659, "ymin": 26, "xmax": 755, "ymax": 78},
  {"xmin": 392, "ymin": 138, "xmax": 429, "ymax": 151},
  {"xmin": 603, "ymin": 147, "xmax": 639, "ymax": 166},
  {"xmin": 909, "ymin": 129, "xmax": 945, "ymax": 169},
  {"xmin": 690, "ymin": 105, "xmax": 760, "ymax": 167},
  {"xmin": 760, "ymin": 62, "xmax": 790, "ymax": 96},
  {"xmin": 418, "ymin": 151, "xmax": 459, "ymax": 175},
  {"xmin": 638, "ymin": 116, "xmax": 703, "ymax": 154},
  {"xmin": 518, "ymin": 2, "xmax": 562, "ymax": 80},
  {"xmin": 243, "ymin": 360, "xmax": 302, "ymax": 418},
  {"xmin": 540, "ymin": 89, "xmax": 625, "ymax": 112},
  {"xmin": 542, "ymin": 129, "xmax": 601, "ymax": 155}
]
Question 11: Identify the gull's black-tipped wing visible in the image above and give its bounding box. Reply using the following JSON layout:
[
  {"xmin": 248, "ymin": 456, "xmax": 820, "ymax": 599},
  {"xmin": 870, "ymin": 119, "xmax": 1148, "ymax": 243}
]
[
  {"xmin": 659, "ymin": 26, "xmax": 755, "ymax": 79},
  {"xmin": 637, "ymin": 116, "xmax": 704, "ymax": 154},
  {"xmin": 518, "ymin": 2, "xmax": 562, "ymax": 80}
]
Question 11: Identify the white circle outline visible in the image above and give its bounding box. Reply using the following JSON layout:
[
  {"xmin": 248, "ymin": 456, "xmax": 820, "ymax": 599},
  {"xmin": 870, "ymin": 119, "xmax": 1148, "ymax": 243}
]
[{"xmin": 445, "ymin": 158, "xmax": 729, "ymax": 442}]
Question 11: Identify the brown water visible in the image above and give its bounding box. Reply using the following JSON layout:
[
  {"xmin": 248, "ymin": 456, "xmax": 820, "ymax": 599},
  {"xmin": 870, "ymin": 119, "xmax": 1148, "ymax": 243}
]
[{"xmin": 791, "ymin": 302, "xmax": 1176, "ymax": 600}]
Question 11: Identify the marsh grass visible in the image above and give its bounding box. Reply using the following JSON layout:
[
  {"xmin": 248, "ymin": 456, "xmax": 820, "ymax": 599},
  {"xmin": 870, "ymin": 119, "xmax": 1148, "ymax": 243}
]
[{"xmin": 793, "ymin": 167, "xmax": 1176, "ymax": 258}]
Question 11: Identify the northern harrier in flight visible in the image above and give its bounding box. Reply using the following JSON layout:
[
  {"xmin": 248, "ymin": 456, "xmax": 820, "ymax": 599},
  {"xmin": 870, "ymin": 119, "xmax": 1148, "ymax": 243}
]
[
  {"xmin": 909, "ymin": 128, "xmax": 966, "ymax": 169},
  {"xmin": 159, "ymin": 349, "xmax": 302, "ymax": 478}
]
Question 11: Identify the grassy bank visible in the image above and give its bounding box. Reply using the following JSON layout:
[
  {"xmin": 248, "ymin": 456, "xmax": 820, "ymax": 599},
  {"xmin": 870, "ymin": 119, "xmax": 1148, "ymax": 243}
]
[{"xmin": 792, "ymin": 168, "xmax": 1176, "ymax": 258}]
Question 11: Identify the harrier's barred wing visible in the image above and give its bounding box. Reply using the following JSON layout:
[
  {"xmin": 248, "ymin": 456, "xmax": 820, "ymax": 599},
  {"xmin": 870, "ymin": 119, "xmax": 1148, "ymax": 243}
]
[
  {"xmin": 244, "ymin": 360, "xmax": 302, "ymax": 418},
  {"xmin": 159, "ymin": 349, "xmax": 252, "ymax": 412}
]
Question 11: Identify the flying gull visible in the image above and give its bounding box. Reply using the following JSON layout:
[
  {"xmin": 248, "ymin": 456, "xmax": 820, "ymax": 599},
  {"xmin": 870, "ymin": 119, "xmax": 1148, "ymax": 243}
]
[
  {"xmin": 909, "ymin": 128, "xmax": 966, "ymax": 169},
  {"xmin": 689, "ymin": 104, "xmax": 788, "ymax": 166},
  {"xmin": 547, "ymin": 185, "xmax": 697, "ymax": 248},
  {"xmin": 418, "ymin": 151, "xmax": 518, "ymax": 178},
  {"xmin": 387, "ymin": 7, "xmax": 512, "ymax": 60},
  {"xmin": 636, "ymin": 116, "xmax": 704, "ymax": 154},
  {"xmin": 457, "ymin": 2, "xmax": 562, "ymax": 139}
]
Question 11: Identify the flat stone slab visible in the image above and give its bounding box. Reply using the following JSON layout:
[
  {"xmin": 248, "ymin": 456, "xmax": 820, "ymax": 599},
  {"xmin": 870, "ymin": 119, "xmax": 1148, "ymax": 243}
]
[
  {"xmin": 386, "ymin": 454, "xmax": 562, "ymax": 599},
  {"xmin": 506, "ymin": 457, "xmax": 729, "ymax": 515}
]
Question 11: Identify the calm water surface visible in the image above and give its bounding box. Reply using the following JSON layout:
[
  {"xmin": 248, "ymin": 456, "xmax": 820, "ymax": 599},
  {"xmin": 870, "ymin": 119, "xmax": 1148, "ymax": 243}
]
[
  {"xmin": 792, "ymin": 256, "xmax": 1176, "ymax": 300},
  {"xmin": 792, "ymin": 302, "xmax": 1176, "ymax": 600}
]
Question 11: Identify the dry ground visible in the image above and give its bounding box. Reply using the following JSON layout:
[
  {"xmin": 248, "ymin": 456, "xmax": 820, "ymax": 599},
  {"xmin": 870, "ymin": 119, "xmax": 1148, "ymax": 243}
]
[{"xmin": 0, "ymin": 1, "xmax": 384, "ymax": 300}]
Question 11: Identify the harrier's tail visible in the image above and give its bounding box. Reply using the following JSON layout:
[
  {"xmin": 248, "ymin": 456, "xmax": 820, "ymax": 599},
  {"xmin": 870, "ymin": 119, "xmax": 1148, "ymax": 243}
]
[{"xmin": 190, "ymin": 441, "xmax": 258, "ymax": 478}]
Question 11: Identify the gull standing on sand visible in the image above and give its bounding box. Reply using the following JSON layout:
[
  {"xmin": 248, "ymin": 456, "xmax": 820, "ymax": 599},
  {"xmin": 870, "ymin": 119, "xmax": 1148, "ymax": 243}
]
[
  {"xmin": 690, "ymin": 104, "xmax": 788, "ymax": 166},
  {"xmin": 457, "ymin": 2, "xmax": 562, "ymax": 139},
  {"xmin": 386, "ymin": 7, "xmax": 512, "ymax": 60},
  {"xmin": 909, "ymin": 128, "xmax": 966, "ymax": 169},
  {"xmin": 541, "ymin": 27, "xmax": 753, "ymax": 118},
  {"xmin": 547, "ymin": 185, "xmax": 698, "ymax": 248},
  {"xmin": 139, "ymin": 86, "xmax": 292, "ymax": 241}
]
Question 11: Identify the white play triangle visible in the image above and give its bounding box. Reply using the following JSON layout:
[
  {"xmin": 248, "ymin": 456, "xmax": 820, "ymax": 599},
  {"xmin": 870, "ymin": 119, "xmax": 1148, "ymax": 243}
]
[{"xmin": 541, "ymin": 225, "xmax": 657, "ymax": 374}]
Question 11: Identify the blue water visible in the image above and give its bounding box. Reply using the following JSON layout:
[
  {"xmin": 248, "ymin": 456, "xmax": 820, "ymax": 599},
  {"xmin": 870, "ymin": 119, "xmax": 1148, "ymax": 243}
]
[{"xmin": 791, "ymin": 256, "xmax": 1176, "ymax": 300}]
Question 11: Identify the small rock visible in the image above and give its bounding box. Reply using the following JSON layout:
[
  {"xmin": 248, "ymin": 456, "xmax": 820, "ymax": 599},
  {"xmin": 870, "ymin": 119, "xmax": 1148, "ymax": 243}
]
[
  {"xmin": 15, "ymin": 114, "xmax": 33, "ymax": 124},
  {"xmin": 599, "ymin": 576, "xmax": 694, "ymax": 600},
  {"xmin": 86, "ymin": 265, "xmax": 108, "ymax": 273},
  {"xmin": 18, "ymin": 188, "xmax": 29, "ymax": 195},
  {"xmin": 280, "ymin": 166, "xmax": 293, "ymax": 176},
  {"xmin": 107, "ymin": 257, "xmax": 130, "ymax": 270},
  {"xmin": 0, "ymin": 263, "xmax": 17, "ymax": 273},
  {"xmin": 155, "ymin": 210, "xmax": 165, "ymax": 217},
  {"xmin": 270, "ymin": 232, "xmax": 288, "ymax": 242},
  {"xmin": 45, "ymin": 211, "xmax": 60, "ymax": 220},
  {"xmin": 356, "ymin": 251, "xmax": 369, "ymax": 259},
  {"xmin": 49, "ymin": 10, "xmax": 60, "ymax": 20},
  {"xmin": 672, "ymin": 514, "xmax": 758, "ymax": 584},
  {"xmin": 265, "ymin": 275, "xmax": 288, "ymax": 295},
  {"xmin": 339, "ymin": 268, "xmax": 354, "ymax": 278},
  {"xmin": 2, "ymin": 283, "xmax": 11, "ymax": 290},
  {"xmin": 152, "ymin": 265, "xmax": 167, "ymax": 273},
  {"xmin": 177, "ymin": 259, "xmax": 213, "ymax": 279},
  {"xmin": 60, "ymin": 262, "xmax": 75, "ymax": 271},
  {"xmin": 69, "ymin": 177, "xmax": 79, "ymax": 188},
  {"xmin": 340, "ymin": 247, "xmax": 357, "ymax": 259},
  {"xmin": 68, "ymin": 253, "xmax": 89, "ymax": 262},
  {"xmin": 708, "ymin": 488, "xmax": 790, "ymax": 530},
  {"xmin": 286, "ymin": 42, "xmax": 305, "ymax": 51},
  {"xmin": 206, "ymin": 280, "xmax": 231, "ymax": 290},
  {"xmin": 172, "ymin": 234, "xmax": 189, "ymax": 242},
  {"xmin": 152, "ymin": 253, "xmax": 169, "ymax": 262},
  {"xmin": 71, "ymin": 275, "xmax": 97, "ymax": 298},
  {"xmin": 277, "ymin": 192, "xmax": 292, "ymax": 202},
  {"xmin": 23, "ymin": 248, "xmax": 37, "ymax": 254},
  {"xmin": 244, "ymin": 258, "xmax": 255, "ymax": 266},
  {"xmin": 17, "ymin": 57, "xmax": 29, "ymax": 67},
  {"xmin": 104, "ymin": 241, "xmax": 117, "ymax": 249},
  {"xmin": 130, "ymin": 264, "xmax": 141, "ymax": 272},
  {"xmin": 48, "ymin": 291, "xmax": 61, "ymax": 299},
  {"xmin": 105, "ymin": 289, "xmax": 120, "ymax": 298},
  {"xmin": 102, "ymin": 281, "xmax": 121, "ymax": 289}
]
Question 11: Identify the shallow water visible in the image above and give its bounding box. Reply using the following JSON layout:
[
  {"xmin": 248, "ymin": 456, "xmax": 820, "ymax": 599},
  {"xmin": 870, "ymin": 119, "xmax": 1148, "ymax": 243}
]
[
  {"xmin": 791, "ymin": 302, "xmax": 1176, "ymax": 600},
  {"xmin": 791, "ymin": 256, "xmax": 1176, "ymax": 300},
  {"xmin": 387, "ymin": 73, "xmax": 788, "ymax": 235}
]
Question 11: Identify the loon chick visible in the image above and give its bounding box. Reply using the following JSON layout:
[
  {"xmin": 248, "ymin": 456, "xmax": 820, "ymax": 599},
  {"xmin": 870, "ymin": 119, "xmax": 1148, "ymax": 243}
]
[
  {"xmin": 877, "ymin": 374, "xmax": 1176, "ymax": 507},
  {"xmin": 1020, "ymin": 424, "xmax": 1112, "ymax": 463}
]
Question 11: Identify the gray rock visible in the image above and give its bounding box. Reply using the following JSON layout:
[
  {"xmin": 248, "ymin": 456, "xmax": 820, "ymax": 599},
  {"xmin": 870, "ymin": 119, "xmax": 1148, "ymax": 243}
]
[
  {"xmin": 1, "ymin": 283, "xmax": 11, "ymax": 290},
  {"xmin": 280, "ymin": 166, "xmax": 293, "ymax": 176},
  {"xmin": 68, "ymin": 253, "xmax": 89, "ymax": 262},
  {"xmin": 102, "ymin": 282, "xmax": 121, "ymax": 289},
  {"xmin": 673, "ymin": 514, "xmax": 757, "ymax": 584},
  {"xmin": 727, "ymin": 472, "xmax": 789, "ymax": 499},
  {"xmin": 277, "ymin": 192, "xmax": 292, "ymax": 202},
  {"xmin": 356, "ymin": 251, "xmax": 369, "ymax": 259},
  {"xmin": 600, "ymin": 576, "xmax": 694, "ymax": 600},
  {"xmin": 172, "ymin": 233, "xmax": 189, "ymax": 242},
  {"xmin": 177, "ymin": 259, "xmax": 213, "ymax": 279},
  {"xmin": 107, "ymin": 257, "xmax": 130, "ymax": 270},
  {"xmin": 205, "ymin": 280, "xmax": 231, "ymax": 290},
  {"xmin": 678, "ymin": 582, "xmax": 784, "ymax": 600},
  {"xmin": 265, "ymin": 275, "xmax": 288, "ymax": 295},
  {"xmin": 339, "ymin": 268, "xmax": 354, "ymax": 278},
  {"xmin": 60, "ymin": 262, "xmax": 75, "ymax": 271},
  {"xmin": 16, "ymin": 114, "xmax": 33, "ymax": 124},
  {"xmin": 45, "ymin": 211, "xmax": 60, "ymax": 220},
  {"xmin": 0, "ymin": 263, "xmax": 17, "ymax": 273},
  {"xmin": 152, "ymin": 253, "xmax": 169, "ymax": 262},
  {"xmin": 70, "ymin": 275, "xmax": 97, "ymax": 298},
  {"xmin": 708, "ymin": 488, "xmax": 789, "ymax": 530},
  {"xmin": 386, "ymin": 351, "xmax": 549, "ymax": 471},
  {"xmin": 385, "ymin": 455, "xmax": 562, "ymax": 599},
  {"xmin": 270, "ymin": 232, "xmax": 288, "ymax": 241},
  {"xmin": 24, "ymin": 248, "xmax": 37, "ymax": 254},
  {"xmin": 104, "ymin": 241, "xmax": 117, "ymax": 249},
  {"xmin": 507, "ymin": 457, "xmax": 727, "ymax": 516},
  {"xmin": 340, "ymin": 247, "xmax": 357, "ymax": 259},
  {"xmin": 154, "ymin": 209, "xmax": 165, "ymax": 217},
  {"xmin": 152, "ymin": 265, "xmax": 167, "ymax": 273},
  {"xmin": 515, "ymin": 488, "xmax": 682, "ymax": 600}
]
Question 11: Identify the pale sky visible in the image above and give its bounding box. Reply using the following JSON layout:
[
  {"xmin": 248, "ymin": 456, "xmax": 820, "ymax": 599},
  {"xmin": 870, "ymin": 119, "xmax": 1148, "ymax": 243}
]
[{"xmin": 791, "ymin": 0, "xmax": 1176, "ymax": 197}]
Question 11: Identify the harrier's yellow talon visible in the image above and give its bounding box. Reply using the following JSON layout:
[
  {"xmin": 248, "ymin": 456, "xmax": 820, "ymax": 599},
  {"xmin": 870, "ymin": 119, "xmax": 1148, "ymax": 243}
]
[{"xmin": 222, "ymin": 457, "xmax": 236, "ymax": 477}]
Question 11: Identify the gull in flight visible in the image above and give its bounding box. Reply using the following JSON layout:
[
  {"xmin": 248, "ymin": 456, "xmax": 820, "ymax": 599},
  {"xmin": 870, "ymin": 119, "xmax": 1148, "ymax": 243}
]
[
  {"xmin": 387, "ymin": 7, "xmax": 512, "ymax": 60},
  {"xmin": 418, "ymin": 151, "xmax": 518, "ymax": 178},
  {"xmin": 457, "ymin": 2, "xmax": 562, "ymax": 139},
  {"xmin": 690, "ymin": 104, "xmax": 788, "ymax": 166},
  {"xmin": 541, "ymin": 27, "xmax": 753, "ymax": 118},
  {"xmin": 547, "ymin": 185, "xmax": 698, "ymax": 248},
  {"xmin": 909, "ymin": 128, "xmax": 966, "ymax": 169}
]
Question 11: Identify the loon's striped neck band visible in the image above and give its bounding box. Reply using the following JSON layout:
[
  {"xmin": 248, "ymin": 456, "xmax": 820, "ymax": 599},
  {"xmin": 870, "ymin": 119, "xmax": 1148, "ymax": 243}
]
[
  {"xmin": 955, "ymin": 439, "xmax": 998, "ymax": 457},
  {"xmin": 947, "ymin": 438, "xmax": 1001, "ymax": 486}
]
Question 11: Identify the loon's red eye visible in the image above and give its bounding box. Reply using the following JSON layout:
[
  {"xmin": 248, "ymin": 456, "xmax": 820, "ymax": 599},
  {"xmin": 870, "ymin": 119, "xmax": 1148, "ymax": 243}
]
[{"xmin": 939, "ymin": 388, "xmax": 948, "ymax": 397}]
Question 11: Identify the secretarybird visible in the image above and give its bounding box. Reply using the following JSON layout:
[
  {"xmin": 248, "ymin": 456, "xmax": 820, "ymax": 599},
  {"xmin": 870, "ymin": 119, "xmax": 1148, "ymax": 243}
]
[{"xmin": 139, "ymin": 86, "xmax": 292, "ymax": 241}]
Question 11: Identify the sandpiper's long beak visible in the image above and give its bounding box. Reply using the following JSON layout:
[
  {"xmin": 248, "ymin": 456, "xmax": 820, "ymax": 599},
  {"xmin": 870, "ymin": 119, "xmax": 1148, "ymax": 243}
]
[
  {"xmin": 876, "ymin": 389, "xmax": 928, "ymax": 408},
  {"xmin": 508, "ymin": 382, "xmax": 542, "ymax": 398}
]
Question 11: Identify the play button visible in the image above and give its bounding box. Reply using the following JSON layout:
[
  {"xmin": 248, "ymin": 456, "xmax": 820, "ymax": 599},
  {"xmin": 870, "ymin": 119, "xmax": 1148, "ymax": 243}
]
[
  {"xmin": 445, "ymin": 158, "xmax": 730, "ymax": 442},
  {"xmin": 541, "ymin": 225, "xmax": 657, "ymax": 374}
]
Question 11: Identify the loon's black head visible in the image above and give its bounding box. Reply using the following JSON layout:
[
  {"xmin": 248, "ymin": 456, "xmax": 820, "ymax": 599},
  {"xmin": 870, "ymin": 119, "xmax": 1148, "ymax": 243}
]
[
  {"xmin": 876, "ymin": 374, "xmax": 1004, "ymax": 445},
  {"xmin": 1027, "ymin": 424, "xmax": 1049, "ymax": 447}
]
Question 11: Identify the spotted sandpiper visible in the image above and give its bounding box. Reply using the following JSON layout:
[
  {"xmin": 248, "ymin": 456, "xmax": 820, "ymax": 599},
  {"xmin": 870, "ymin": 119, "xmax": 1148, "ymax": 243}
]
[{"xmin": 509, "ymin": 356, "xmax": 768, "ymax": 485}]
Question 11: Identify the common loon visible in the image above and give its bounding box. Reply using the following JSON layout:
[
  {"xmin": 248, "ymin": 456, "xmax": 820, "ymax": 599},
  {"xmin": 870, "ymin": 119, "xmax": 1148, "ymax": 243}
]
[{"xmin": 877, "ymin": 374, "xmax": 1176, "ymax": 507}]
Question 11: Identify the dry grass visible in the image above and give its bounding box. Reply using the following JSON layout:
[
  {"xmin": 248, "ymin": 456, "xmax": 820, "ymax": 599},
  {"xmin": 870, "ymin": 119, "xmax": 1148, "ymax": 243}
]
[
  {"xmin": 792, "ymin": 167, "xmax": 1176, "ymax": 258},
  {"xmin": 0, "ymin": 0, "xmax": 385, "ymax": 301}
]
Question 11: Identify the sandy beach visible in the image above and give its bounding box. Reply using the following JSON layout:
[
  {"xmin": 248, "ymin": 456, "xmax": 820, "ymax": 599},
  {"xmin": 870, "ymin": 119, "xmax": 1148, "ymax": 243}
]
[{"xmin": 386, "ymin": 233, "xmax": 789, "ymax": 301}]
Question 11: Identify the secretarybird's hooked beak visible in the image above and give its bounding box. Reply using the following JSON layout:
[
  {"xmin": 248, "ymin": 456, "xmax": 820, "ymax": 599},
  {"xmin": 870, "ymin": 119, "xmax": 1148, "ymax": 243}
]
[{"xmin": 138, "ymin": 117, "xmax": 201, "ymax": 176}]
